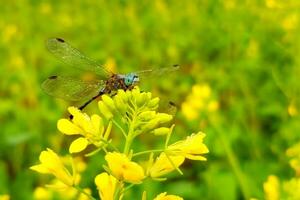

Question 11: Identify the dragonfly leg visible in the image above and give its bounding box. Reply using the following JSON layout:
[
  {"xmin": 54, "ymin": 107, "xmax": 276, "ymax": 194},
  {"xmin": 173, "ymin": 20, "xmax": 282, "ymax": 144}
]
[{"xmin": 69, "ymin": 91, "xmax": 104, "ymax": 119}]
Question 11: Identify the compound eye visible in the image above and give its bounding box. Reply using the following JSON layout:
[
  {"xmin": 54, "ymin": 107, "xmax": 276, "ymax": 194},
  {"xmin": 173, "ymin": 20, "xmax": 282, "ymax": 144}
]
[{"xmin": 125, "ymin": 78, "xmax": 131, "ymax": 86}]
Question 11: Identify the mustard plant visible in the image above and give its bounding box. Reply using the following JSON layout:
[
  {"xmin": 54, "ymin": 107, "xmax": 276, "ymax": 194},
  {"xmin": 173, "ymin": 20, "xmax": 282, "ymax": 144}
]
[{"xmin": 31, "ymin": 87, "xmax": 209, "ymax": 200}]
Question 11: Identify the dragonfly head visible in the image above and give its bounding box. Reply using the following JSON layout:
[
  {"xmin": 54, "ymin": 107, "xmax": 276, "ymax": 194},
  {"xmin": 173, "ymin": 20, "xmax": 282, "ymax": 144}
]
[{"xmin": 124, "ymin": 73, "xmax": 139, "ymax": 86}]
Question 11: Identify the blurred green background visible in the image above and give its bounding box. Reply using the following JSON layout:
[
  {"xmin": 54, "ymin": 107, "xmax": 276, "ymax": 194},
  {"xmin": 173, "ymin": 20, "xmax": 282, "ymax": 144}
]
[{"xmin": 1, "ymin": 0, "xmax": 300, "ymax": 199}]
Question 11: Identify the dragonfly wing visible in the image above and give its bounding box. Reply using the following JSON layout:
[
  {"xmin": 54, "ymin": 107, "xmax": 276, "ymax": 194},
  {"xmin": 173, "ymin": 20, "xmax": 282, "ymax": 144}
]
[
  {"xmin": 42, "ymin": 76, "xmax": 105, "ymax": 101},
  {"xmin": 46, "ymin": 38, "xmax": 110, "ymax": 78},
  {"xmin": 136, "ymin": 64, "xmax": 180, "ymax": 77}
]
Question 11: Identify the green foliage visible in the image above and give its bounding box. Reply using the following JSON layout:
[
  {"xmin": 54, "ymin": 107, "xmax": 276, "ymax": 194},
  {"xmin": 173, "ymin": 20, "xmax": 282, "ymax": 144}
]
[{"xmin": 1, "ymin": 0, "xmax": 300, "ymax": 199}]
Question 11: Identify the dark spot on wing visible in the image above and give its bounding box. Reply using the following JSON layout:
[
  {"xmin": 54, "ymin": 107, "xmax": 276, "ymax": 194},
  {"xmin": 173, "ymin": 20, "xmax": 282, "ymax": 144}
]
[
  {"xmin": 173, "ymin": 64, "xmax": 179, "ymax": 68},
  {"xmin": 56, "ymin": 38, "xmax": 65, "ymax": 43},
  {"xmin": 48, "ymin": 75, "xmax": 58, "ymax": 79}
]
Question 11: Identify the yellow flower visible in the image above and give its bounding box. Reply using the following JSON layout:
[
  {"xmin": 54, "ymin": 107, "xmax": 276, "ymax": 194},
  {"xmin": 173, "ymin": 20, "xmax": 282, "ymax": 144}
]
[
  {"xmin": 286, "ymin": 142, "xmax": 300, "ymax": 175},
  {"xmin": 149, "ymin": 153, "xmax": 185, "ymax": 179},
  {"xmin": 3, "ymin": 24, "xmax": 18, "ymax": 43},
  {"xmin": 167, "ymin": 132, "xmax": 209, "ymax": 161},
  {"xmin": 181, "ymin": 83, "xmax": 219, "ymax": 120},
  {"xmin": 282, "ymin": 13, "xmax": 298, "ymax": 31},
  {"xmin": 181, "ymin": 102, "xmax": 198, "ymax": 120},
  {"xmin": 193, "ymin": 84, "xmax": 211, "ymax": 98},
  {"xmin": 283, "ymin": 178, "xmax": 300, "ymax": 200},
  {"xmin": 33, "ymin": 187, "xmax": 52, "ymax": 200},
  {"xmin": 30, "ymin": 148, "xmax": 75, "ymax": 187},
  {"xmin": 57, "ymin": 107, "xmax": 112, "ymax": 153},
  {"xmin": 105, "ymin": 152, "xmax": 145, "ymax": 184},
  {"xmin": 288, "ymin": 102, "xmax": 298, "ymax": 117},
  {"xmin": 0, "ymin": 195, "xmax": 10, "ymax": 200},
  {"xmin": 153, "ymin": 192, "xmax": 183, "ymax": 200},
  {"xmin": 95, "ymin": 172, "xmax": 118, "ymax": 200},
  {"xmin": 263, "ymin": 175, "xmax": 280, "ymax": 200}
]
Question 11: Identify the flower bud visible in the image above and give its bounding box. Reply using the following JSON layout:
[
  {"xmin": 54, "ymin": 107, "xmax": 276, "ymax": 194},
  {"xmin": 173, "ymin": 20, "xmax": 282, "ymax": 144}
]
[
  {"xmin": 147, "ymin": 97, "xmax": 159, "ymax": 109},
  {"xmin": 143, "ymin": 118, "xmax": 160, "ymax": 131},
  {"xmin": 156, "ymin": 113, "xmax": 173, "ymax": 123},
  {"xmin": 152, "ymin": 127, "xmax": 170, "ymax": 135},
  {"xmin": 136, "ymin": 93, "xmax": 148, "ymax": 107},
  {"xmin": 138, "ymin": 111, "xmax": 156, "ymax": 121},
  {"xmin": 102, "ymin": 95, "xmax": 116, "ymax": 111},
  {"xmin": 98, "ymin": 101, "xmax": 113, "ymax": 119}
]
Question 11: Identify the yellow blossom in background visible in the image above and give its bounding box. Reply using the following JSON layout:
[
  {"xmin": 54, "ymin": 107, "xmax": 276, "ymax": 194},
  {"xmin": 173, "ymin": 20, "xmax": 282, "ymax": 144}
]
[
  {"xmin": 0, "ymin": 195, "xmax": 10, "ymax": 200},
  {"xmin": 95, "ymin": 172, "xmax": 118, "ymax": 200},
  {"xmin": 153, "ymin": 192, "xmax": 183, "ymax": 200},
  {"xmin": 283, "ymin": 178, "xmax": 300, "ymax": 200},
  {"xmin": 57, "ymin": 107, "xmax": 112, "ymax": 153},
  {"xmin": 181, "ymin": 102, "xmax": 198, "ymax": 120},
  {"xmin": 104, "ymin": 57, "xmax": 117, "ymax": 73},
  {"xmin": 167, "ymin": 132, "xmax": 209, "ymax": 161},
  {"xmin": 265, "ymin": 0, "xmax": 282, "ymax": 9},
  {"xmin": 282, "ymin": 13, "xmax": 298, "ymax": 31},
  {"xmin": 39, "ymin": 2, "xmax": 52, "ymax": 14},
  {"xmin": 288, "ymin": 101, "xmax": 298, "ymax": 117},
  {"xmin": 223, "ymin": 0, "xmax": 235, "ymax": 10},
  {"xmin": 30, "ymin": 148, "xmax": 75, "ymax": 187},
  {"xmin": 105, "ymin": 152, "xmax": 145, "ymax": 184},
  {"xmin": 10, "ymin": 55, "xmax": 24, "ymax": 69},
  {"xmin": 33, "ymin": 185, "xmax": 91, "ymax": 200},
  {"xmin": 286, "ymin": 142, "xmax": 300, "ymax": 175},
  {"xmin": 181, "ymin": 83, "xmax": 219, "ymax": 120},
  {"xmin": 263, "ymin": 175, "xmax": 280, "ymax": 200},
  {"xmin": 148, "ymin": 153, "xmax": 185, "ymax": 179},
  {"xmin": 2, "ymin": 24, "xmax": 18, "ymax": 43}
]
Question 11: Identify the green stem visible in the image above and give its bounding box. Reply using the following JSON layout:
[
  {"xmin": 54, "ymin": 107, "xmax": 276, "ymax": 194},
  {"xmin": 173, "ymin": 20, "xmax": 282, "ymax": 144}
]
[
  {"xmin": 212, "ymin": 122, "xmax": 250, "ymax": 199},
  {"xmin": 123, "ymin": 136, "xmax": 133, "ymax": 155},
  {"xmin": 123, "ymin": 114, "xmax": 136, "ymax": 155},
  {"xmin": 99, "ymin": 138, "xmax": 119, "ymax": 152},
  {"xmin": 133, "ymin": 149, "xmax": 165, "ymax": 157},
  {"xmin": 123, "ymin": 183, "xmax": 135, "ymax": 194},
  {"xmin": 74, "ymin": 185, "xmax": 96, "ymax": 200},
  {"xmin": 113, "ymin": 119, "xmax": 127, "ymax": 138}
]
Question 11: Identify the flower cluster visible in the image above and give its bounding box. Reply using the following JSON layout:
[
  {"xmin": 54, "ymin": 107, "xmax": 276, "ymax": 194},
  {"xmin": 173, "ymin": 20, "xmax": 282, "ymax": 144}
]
[
  {"xmin": 181, "ymin": 84, "xmax": 219, "ymax": 120},
  {"xmin": 263, "ymin": 141, "xmax": 300, "ymax": 200},
  {"xmin": 31, "ymin": 87, "xmax": 209, "ymax": 199}
]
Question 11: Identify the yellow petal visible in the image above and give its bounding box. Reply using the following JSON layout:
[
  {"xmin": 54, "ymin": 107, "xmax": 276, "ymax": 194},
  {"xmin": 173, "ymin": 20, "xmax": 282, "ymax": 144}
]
[
  {"xmin": 32, "ymin": 149, "xmax": 74, "ymax": 186},
  {"xmin": 39, "ymin": 149, "xmax": 62, "ymax": 169},
  {"xmin": 91, "ymin": 114, "xmax": 103, "ymax": 135},
  {"xmin": 30, "ymin": 164, "xmax": 50, "ymax": 174},
  {"xmin": 185, "ymin": 154, "xmax": 207, "ymax": 161},
  {"xmin": 149, "ymin": 153, "xmax": 185, "ymax": 178},
  {"xmin": 69, "ymin": 137, "xmax": 89, "ymax": 153},
  {"xmin": 154, "ymin": 192, "xmax": 183, "ymax": 200},
  {"xmin": 95, "ymin": 172, "xmax": 117, "ymax": 200},
  {"xmin": 123, "ymin": 161, "xmax": 145, "ymax": 184},
  {"xmin": 57, "ymin": 119, "xmax": 82, "ymax": 135},
  {"xmin": 105, "ymin": 152, "xmax": 145, "ymax": 184},
  {"xmin": 34, "ymin": 187, "xmax": 52, "ymax": 200}
]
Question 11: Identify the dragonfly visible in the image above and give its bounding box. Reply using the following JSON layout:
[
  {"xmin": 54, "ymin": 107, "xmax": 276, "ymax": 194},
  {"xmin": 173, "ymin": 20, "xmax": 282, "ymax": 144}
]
[{"xmin": 42, "ymin": 38, "xmax": 180, "ymax": 112}]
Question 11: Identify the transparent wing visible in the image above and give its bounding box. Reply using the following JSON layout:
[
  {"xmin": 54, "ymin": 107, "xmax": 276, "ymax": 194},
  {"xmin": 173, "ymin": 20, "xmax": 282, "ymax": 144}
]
[
  {"xmin": 46, "ymin": 38, "xmax": 110, "ymax": 78},
  {"xmin": 136, "ymin": 64, "xmax": 180, "ymax": 77},
  {"xmin": 42, "ymin": 76, "xmax": 105, "ymax": 101}
]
